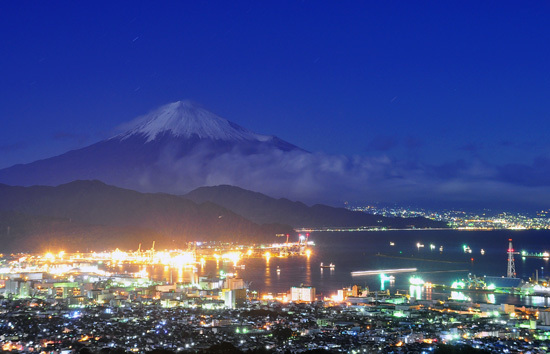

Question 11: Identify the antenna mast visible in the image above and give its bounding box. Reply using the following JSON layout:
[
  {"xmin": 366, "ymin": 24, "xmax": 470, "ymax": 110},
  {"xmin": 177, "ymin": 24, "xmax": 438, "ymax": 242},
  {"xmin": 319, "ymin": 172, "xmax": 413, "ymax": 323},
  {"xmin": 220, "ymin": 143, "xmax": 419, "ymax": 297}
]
[{"xmin": 507, "ymin": 238, "xmax": 516, "ymax": 278}]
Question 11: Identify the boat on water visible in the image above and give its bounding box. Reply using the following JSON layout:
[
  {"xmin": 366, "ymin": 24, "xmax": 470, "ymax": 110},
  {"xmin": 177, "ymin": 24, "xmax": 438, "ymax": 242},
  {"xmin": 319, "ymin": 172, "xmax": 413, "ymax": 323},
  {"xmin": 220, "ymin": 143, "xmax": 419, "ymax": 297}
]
[{"xmin": 320, "ymin": 262, "xmax": 335, "ymax": 269}]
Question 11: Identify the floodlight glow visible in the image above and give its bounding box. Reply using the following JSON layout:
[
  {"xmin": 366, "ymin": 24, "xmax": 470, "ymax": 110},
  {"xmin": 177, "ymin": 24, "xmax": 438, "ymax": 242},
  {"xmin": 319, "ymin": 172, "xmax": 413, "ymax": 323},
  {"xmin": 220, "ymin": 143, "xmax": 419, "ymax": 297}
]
[
  {"xmin": 451, "ymin": 281, "xmax": 465, "ymax": 289},
  {"xmin": 222, "ymin": 251, "xmax": 241, "ymax": 266},
  {"xmin": 409, "ymin": 276, "xmax": 425, "ymax": 285}
]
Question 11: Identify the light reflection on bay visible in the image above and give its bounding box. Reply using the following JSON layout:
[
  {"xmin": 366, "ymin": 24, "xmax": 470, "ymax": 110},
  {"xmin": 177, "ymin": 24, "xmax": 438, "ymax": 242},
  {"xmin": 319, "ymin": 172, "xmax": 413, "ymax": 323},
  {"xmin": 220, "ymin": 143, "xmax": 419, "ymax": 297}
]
[{"xmin": 109, "ymin": 229, "xmax": 550, "ymax": 306}]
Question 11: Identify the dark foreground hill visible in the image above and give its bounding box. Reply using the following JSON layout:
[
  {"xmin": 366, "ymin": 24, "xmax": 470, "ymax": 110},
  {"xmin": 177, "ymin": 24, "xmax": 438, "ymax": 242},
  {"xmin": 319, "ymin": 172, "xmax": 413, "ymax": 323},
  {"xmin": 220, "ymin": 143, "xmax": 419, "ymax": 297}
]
[
  {"xmin": 184, "ymin": 185, "xmax": 447, "ymax": 229},
  {"xmin": 0, "ymin": 181, "xmax": 291, "ymax": 252},
  {"xmin": 0, "ymin": 180, "xmax": 445, "ymax": 253},
  {"xmin": 0, "ymin": 210, "xmax": 167, "ymax": 253}
]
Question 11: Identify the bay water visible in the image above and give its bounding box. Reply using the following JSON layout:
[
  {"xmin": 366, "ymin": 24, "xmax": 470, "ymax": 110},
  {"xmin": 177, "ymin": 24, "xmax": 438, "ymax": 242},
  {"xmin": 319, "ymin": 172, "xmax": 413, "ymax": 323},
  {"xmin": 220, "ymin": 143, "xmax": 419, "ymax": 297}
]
[{"xmin": 133, "ymin": 230, "xmax": 550, "ymax": 306}]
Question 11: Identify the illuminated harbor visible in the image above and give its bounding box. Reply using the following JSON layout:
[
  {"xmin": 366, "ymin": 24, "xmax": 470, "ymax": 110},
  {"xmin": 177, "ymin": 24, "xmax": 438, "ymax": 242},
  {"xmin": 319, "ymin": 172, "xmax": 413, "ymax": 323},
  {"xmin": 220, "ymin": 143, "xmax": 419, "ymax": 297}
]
[
  {"xmin": 3, "ymin": 230, "xmax": 550, "ymax": 353},
  {"xmin": 1, "ymin": 2, "xmax": 548, "ymax": 352},
  {"xmin": 1, "ymin": 244, "xmax": 550, "ymax": 353},
  {"xmin": 1, "ymin": 236, "xmax": 314, "ymax": 274}
]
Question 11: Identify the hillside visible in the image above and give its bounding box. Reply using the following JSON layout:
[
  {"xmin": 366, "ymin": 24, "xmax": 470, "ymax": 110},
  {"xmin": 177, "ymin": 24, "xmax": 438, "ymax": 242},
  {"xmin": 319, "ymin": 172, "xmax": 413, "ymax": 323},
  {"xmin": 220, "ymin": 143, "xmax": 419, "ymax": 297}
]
[
  {"xmin": 0, "ymin": 181, "xmax": 291, "ymax": 252},
  {"xmin": 184, "ymin": 185, "xmax": 446, "ymax": 229}
]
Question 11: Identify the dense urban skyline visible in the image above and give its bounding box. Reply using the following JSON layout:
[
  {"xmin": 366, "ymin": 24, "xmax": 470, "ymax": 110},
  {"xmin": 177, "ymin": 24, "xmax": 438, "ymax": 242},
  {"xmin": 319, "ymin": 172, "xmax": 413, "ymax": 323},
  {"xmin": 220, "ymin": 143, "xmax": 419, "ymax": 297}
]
[{"xmin": 1, "ymin": 2, "xmax": 550, "ymax": 208}]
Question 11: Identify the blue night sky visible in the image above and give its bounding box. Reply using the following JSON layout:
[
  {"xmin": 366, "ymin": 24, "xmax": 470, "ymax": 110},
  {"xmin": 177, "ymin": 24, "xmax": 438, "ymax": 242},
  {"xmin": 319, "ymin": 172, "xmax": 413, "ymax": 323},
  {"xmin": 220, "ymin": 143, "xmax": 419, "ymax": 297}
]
[{"xmin": 1, "ymin": 1, "xmax": 550, "ymax": 208}]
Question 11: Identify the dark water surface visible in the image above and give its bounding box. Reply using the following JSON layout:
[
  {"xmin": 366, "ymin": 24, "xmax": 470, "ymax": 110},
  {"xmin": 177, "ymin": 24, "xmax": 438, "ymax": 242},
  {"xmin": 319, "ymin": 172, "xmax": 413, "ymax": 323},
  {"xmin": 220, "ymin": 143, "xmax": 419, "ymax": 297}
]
[{"xmin": 134, "ymin": 230, "xmax": 550, "ymax": 306}]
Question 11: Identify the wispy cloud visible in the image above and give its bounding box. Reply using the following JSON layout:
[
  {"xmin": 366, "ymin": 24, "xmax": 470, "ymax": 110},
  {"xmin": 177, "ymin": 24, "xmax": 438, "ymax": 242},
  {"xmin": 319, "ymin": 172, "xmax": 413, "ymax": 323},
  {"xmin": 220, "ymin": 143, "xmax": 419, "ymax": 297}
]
[
  {"xmin": 404, "ymin": 136, "xmax": 424, "ymax": 149},
  {"xmin": 0, "ymin": 142, "xmax": 27, "ymax": 152},
  {"xmin": 459, "ymin": 142, "xmax": 483, "ymax": 153},
  {"xmin": 125, "ymin": 140, "xmax": 550, "ymax": 209},
  {"xmin": 52, "ymin": 131, "xmax": 89, "ymax": 144},
  {"xmin": 498, "ymin": 140, "xmax": 538, "ymax": 149},
  {"xmin": 367, "ymin": 136, "xmax": 399, "ymax": 152},
  {"xmin": 2, "ymin": 133, "xmax": 549, "ymax": 210},
  {"xmin": 497, "ymin": 157, "xmax": 550, "ymax": 187}
]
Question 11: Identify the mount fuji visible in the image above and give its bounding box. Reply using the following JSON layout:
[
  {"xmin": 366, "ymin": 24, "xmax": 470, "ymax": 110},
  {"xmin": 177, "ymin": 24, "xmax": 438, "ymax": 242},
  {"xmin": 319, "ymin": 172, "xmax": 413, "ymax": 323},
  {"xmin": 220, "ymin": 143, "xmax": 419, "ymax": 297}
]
[
  {"xmin": 0, "ymin": 101, "xmax": 321, "ymax": 199},
  {"xmin": 117, "ymin": 100, "xmax": 299, "ymax": 148}
]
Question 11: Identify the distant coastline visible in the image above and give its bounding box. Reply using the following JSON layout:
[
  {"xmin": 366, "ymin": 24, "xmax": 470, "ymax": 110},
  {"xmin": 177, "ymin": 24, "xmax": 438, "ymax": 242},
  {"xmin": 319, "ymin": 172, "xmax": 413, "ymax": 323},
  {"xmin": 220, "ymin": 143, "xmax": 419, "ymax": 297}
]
[{"xmin": 295, "ymin": 227, "xmax": 491, "ymax": 232}]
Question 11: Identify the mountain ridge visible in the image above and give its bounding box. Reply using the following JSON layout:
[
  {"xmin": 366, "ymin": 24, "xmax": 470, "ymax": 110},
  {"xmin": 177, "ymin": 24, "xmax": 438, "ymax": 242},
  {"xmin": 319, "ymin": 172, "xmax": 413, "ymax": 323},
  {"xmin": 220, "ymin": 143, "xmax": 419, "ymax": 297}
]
[
  {"xmin": 0, "ymin": 101, "xmax": 305, "ymax": 197},
  {"xmin": 0, "ymin": 180, "xmax": 291, "ymax": 252},
  {"xmin": 117, "ymin": 100, "xmax": 273, "ymax": 143},
  {"xmin": 0, "ymin": 180, "xmax": 445, "ymax": 252},
  {"xmin": 185, "ymin": 184, "xmax": 447, "ymax": 229}
]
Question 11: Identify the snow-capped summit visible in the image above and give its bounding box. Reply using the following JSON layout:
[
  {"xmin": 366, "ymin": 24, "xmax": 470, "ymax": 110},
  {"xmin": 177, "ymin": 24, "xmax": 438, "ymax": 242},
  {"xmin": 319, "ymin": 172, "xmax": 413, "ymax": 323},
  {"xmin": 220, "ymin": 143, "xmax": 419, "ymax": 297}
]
[
  {"xmin": 119, "ymin": 100, "xmax": 269, "ymax": 143},
  {"xmin": 0, "ymin": 100, "xmax": 304, "ymax": 197}
]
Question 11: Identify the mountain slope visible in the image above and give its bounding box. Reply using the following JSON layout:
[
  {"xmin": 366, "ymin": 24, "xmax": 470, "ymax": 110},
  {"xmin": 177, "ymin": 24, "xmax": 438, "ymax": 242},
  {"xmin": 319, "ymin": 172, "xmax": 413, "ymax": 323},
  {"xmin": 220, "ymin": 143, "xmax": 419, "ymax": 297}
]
[
  {"xmin": 0, "ymin": 210, "xmax": 166, "ymax": 253},
  {"xmin": 185, "ymin": 185, "xmax": 446, "ymax": 229},
  {"xmin": 0, "ymin": 181, "xmax": 291, "ymax": 252},
  {"xmin": 0, "ymin": 101, "xmax": 303, "ymax": 195},
  {"xmin": 119, "ymin": 101, "xmax": 271, "ymax": 142}
]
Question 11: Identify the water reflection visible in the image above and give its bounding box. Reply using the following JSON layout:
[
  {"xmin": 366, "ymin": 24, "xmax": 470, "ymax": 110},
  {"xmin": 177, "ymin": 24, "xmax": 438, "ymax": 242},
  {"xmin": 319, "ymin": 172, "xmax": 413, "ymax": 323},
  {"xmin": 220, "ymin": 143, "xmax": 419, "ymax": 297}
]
[
  {"xmin": 305, "ymin": 256, "xmax": 311, "ymax": 285},
  {"xmin": 450, "ymin": 291, "xmax": 471, "ymax": 301},
  {"xmin": 176, "ymin": 267, "xmax": 196, "ymax": 284},
  {"xmin": 109, "ymin": 252, "xmax": 549, "ymax": 308},
  {"xmin": 409, "ymin": 285, "xmax": 422, "ymax": 300},
  {"xmin": 380, "ymin": 274, "xmax": 394, "ymax": 291},
  {"xmin": 524, "ymin": 295, "xmax": 550, "ymax": 307},
  {"xmin": 424, "ymin": 284, "xmax": 432, "ymax": 300},
  {"xmin": 177, "ymin": 267, "xmax": 183, "ymax": 283},
  {"xmin": 163, "ymin": 265, "xmax": 170, "ymax": 283},
  {"xmin": 265, "ymin": 263, "xmax": 271, "ymax": 287}
]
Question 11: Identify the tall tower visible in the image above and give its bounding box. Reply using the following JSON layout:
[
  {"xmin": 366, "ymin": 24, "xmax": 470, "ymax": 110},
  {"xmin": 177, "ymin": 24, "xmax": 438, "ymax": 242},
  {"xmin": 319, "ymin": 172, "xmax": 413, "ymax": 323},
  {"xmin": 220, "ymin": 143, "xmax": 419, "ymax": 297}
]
[{"xmin": 507, "ymin": 238, "xmax": 516, "ymax": 278}]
